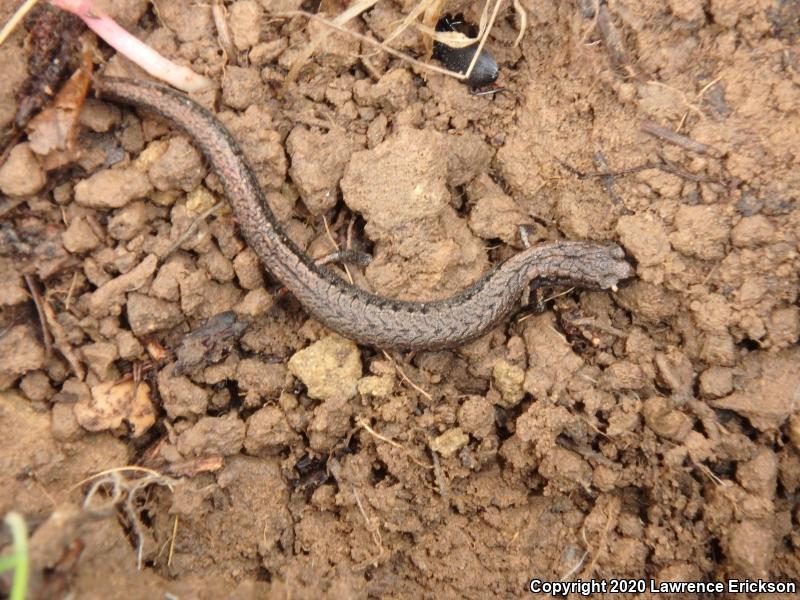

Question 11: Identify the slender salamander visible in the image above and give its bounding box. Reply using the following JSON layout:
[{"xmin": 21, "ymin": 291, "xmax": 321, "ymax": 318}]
[{"xmin": 97, "ymin": 77, "xmax": 634, "ymax": 349}]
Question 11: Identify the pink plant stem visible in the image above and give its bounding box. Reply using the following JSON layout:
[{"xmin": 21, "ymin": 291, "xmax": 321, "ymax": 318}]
[{"xmin": 50, "ymin": 0, "xmax": 212, "ymax": 92}]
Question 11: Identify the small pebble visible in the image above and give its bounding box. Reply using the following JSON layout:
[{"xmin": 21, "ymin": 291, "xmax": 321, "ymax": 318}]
[
  {"xmin": 74, "ymin": 167, "xmax": 154, "ymax": 209},
  {"xmin": 0, "ymin": 143, "xmax": 46, "ymax": 196},
  {"xmin": 287, "ymin": 335, "xmax": 361, "ymax": 401}
]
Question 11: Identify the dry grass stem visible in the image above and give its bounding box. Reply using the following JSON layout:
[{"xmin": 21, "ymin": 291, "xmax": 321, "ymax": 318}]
[
  {"xmin": 381, "ymin": 350, "xmax": 433, "ymax": 400},
  {"xmin": 356, "ymin": 417, "xmax": 433, "ymax": 469},
  {"xmin": 78, "ymin": 466, "xmax": 177, "ymax": 570},
  {"xmin": 0, "ymin": 0, "xmax": 38, "ymax": 45},
  {"xmin": 283, "ymin": 0, "xmax": 379, "ymax": 88},
  {"xmin": 167, "ymin": 515, "xmax": 179, "ymax": 567},
  {"xmin": 276, "ymin": 10, "xmax": 469, "ymax": 82},
  {"xmin": 211, "ymin": 0, "xmax": 236, "ymax": 66}
]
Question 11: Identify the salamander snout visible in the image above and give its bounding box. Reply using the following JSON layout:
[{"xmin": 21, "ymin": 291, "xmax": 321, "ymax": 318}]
[{"xmin": 596, "ymin": 244, "xmax": 636, "ymax": 290}]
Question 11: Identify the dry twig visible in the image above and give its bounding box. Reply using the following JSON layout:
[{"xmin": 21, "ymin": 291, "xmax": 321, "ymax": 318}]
[
  {"xmin": 24, "ymin": 274, "xmax": 53, "ymax": 358},
  {"xmin": 641, "ymin": 121, "xmax": 710, "ymax": 155}
]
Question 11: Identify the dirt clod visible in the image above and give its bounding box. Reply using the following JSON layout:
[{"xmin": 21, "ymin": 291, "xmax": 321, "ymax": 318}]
[
  {"xmin": 50, "ymin": 401, "xmax": 83, "ymax": 442},
  {"xmin": 669, "ymin": 205, "xmax": 730, "ymax": 260},
  {"xmin": 158, "ymin": 367, "xmax": 210, "ymax": 419},
  {"xmin": 341, "ymin": 127, "xmax": 489, "ymax": 299},
  {"xmin": 468, "ymin": 193, "xmax": 532, "ymax": 245},
  {"xmin": 698, "ymin": 366, "xmax": 733, "ymax": 398},
  {"xmin": 147, "ymin": 136, "xmax": 206, "ymax": 192},
  {"xmin": 491, "ymin": 359, "xmax": 525, "ymax": 407},
  {"xmin": 244, "ymin": 405, "xmax": 299, "ymax": 456},
  {"xmin": 736, "ymin": 448, "xmax": 778, "ymax": 496},
  {"xmin": 0, "ymin": 143, "xmax": 46, "ymax": 196},
  {"xmin": 523, "ymin": 314, "xmax": 583, "ymax": 401},
  {"xmin": 286, "ymin": 126, "xmax": 353, "ymax": 214},
  {"xmin": 539, "ymin": 446, "xmax": 592, "ymax": 492},
  {"xmin": 127, "ymin": 292, "xmax": 184, "ymax": 336},
  {"xmin": 81, "ymin": 342, "xmax": 119, "ymax": 381},
  {"xmin": 19, "ymin": 371, "xmax": 53, "ymax": 402},
  {"xmin": 616, "ymin": 213, "xmax": 671, "ymax": 267},
  {"xmin": 724, "ymin": 520, "xmax": 775, "ymax": 579},
  {"xmin": 287, "ymin": 335, "xmax": 361, "ymax": 402},
  {"xmin": 457, "ymin": 396, "xmax": 495, "ymax": 440},
  {"xmin": 430, "ymin": 427, "xmax": 469, "ymax": 458},
  {"xmin": 173, "ymin": 310, "xmax": 248, "ymax": 375},
  {"xmin": 711, "ymin": 350, "xmax": 800, "ymax": 430},
  {"xmin": 177, "ymin": 412, "xmax": 246, "ymax": 457},
  {"xmin": 235, "ymin": 358, "xmax": 287, "ymax": 403},
  {"xmin": 88, "ymin": 253, "xmax": 158, "ymax": 315},
  {"xmin": 62, "ymin": 217, "xmax": 101, "ymax": 253},
  {"xmin": 0, "ymin": 325, "xmax": 45, "ymax": 389},
  {"xmin": 356, "ymin": 373, "xmax": 395, "ymax": 397},
  {"xmin": 643, "ymin": 396, "xmax": 691, "ymax": 442},
  {"xmin": 108, "ymin": 201, "xmax": 151, "ymax": 241},
  {"xmin": 74, "ymin": 166, "xmax": 154, "ymax": 209},
  {"xmin": 232, "ymin": 248, "xmax": 264, "ymax": 290}
]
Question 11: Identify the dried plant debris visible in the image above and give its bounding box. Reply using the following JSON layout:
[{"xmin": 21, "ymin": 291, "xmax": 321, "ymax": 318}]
[
  {"xmin": 14, "ymin": 3, "xmax": 84, "ymax": 131},
  {"xmin": 74, "ymin": 379, "xmax": 156, "ymax": 437},
  {"xmin": 432, "ymin": 13, "xmax": 499, "ymax": 89},
  {"xmin": 173, "ymin": 311, "xmax": 249, "ymax": 375},
  {"xmin": 26, "ymin": 49, "xmax": 92, "ymax": 170}
]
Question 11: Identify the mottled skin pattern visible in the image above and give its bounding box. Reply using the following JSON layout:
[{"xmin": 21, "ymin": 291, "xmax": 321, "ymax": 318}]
[{"xmin": 97, "ymin": 78, "xmax": 634, "ymax": 349}]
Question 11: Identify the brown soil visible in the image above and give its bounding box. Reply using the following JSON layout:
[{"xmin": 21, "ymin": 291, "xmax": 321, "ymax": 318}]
[{"xmin": 1, "ymin": 0, "xmax": 799, "ymax": 598}]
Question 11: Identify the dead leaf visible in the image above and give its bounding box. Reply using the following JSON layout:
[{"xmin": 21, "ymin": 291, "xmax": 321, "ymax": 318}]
[
  {"xmin": 26, "ymin": 49, "xmax": 92, "ymax": 170},
  {"xmin": 74, "ymin": 380, "xmax": 156, "ymax": 437},
  {"xmin": 128, "ymin": 381, "xmax": 157, "ymax": 436}
]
